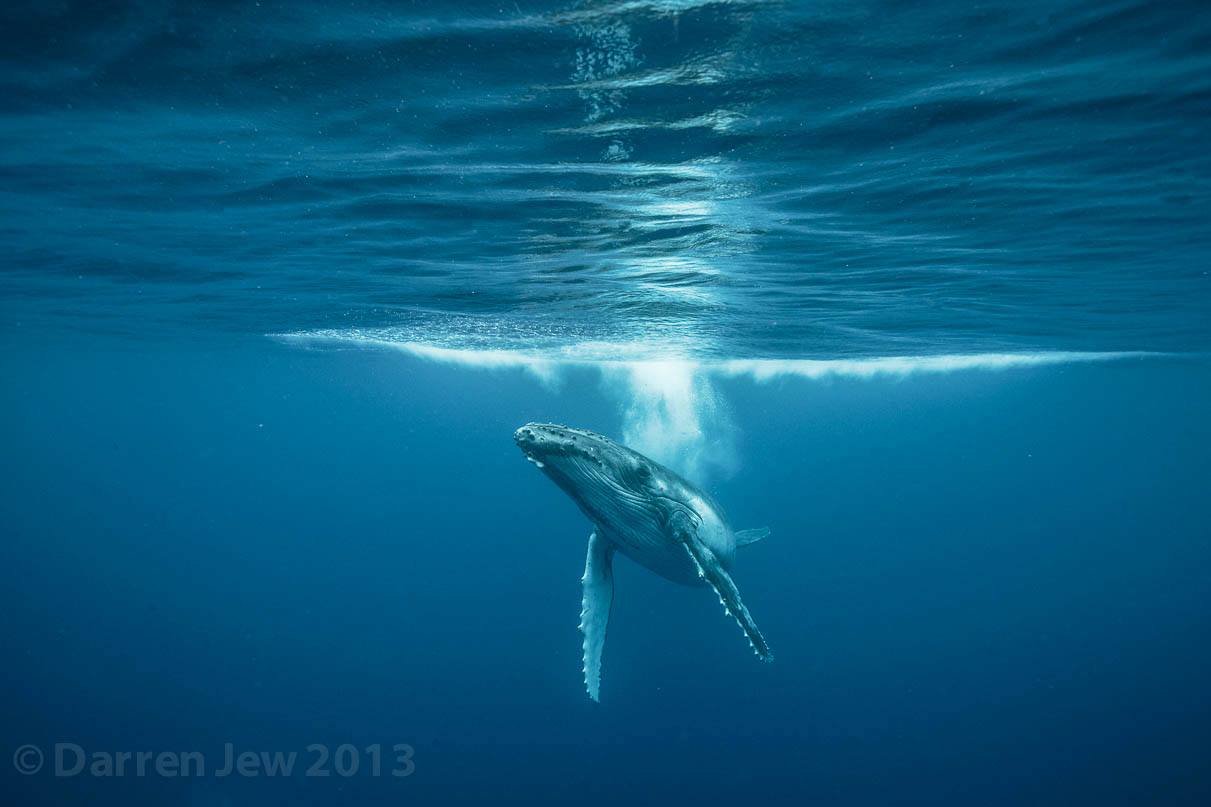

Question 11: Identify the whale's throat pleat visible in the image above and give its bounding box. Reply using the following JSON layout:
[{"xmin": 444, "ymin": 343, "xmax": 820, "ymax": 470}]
[{"xmin": 569, "ymin": 458, "xmax": 663, "ymax": 539}]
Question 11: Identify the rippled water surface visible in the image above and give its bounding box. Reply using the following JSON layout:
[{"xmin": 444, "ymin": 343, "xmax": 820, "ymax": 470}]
[{"xmin": 3, "ymin": 0, "xmax": 1209, "ymax": 357}]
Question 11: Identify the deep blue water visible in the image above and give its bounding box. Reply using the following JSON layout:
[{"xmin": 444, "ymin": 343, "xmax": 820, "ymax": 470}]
[{"xmin": 3, "ymin": 1, "xmax": 1211, "ymax": 805}]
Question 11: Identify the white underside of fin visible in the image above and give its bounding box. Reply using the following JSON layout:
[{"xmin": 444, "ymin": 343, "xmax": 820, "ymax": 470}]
[{"xmin": 578, "ymin": 530, "xmax": 615, "ymax": 701}]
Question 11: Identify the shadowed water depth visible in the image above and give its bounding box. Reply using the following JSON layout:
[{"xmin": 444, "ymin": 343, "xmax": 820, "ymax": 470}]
[{"xmin": 2, "ymin": 1, "xmax": 1210, "ymax": 805}]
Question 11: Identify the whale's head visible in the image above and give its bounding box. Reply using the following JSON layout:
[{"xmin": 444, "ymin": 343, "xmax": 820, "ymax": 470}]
[{"xmin": 514, "ymin": 422, "xmax": 658, "ymax": 524}]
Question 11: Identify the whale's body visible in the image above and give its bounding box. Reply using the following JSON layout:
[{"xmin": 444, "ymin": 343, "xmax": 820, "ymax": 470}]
[{"xmin": 514, "ymin": 422, "xmax": 772, "ymax": 700}]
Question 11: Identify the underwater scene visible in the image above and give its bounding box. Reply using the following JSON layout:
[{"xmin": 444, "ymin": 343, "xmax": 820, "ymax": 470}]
[{"xmin": 2, "ymin": 1, "xmax": 1210, "ymax": 804}]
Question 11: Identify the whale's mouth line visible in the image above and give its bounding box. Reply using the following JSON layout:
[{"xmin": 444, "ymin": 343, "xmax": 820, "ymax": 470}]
[{"xmin": 521, "ymin": 443, "xmax": 602, "ymax": 471}]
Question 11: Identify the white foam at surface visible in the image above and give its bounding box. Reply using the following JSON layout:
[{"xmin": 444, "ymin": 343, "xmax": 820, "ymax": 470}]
[
  {"xmin": 298, "ymin": 334, "xmax": 1146, "ymax": 381},
  {"xmin": 276, "ymin": 330, "xmax": 1152, "ymax": 482},
  {"xmin": 715, "ymin": 351, "xmax": 1148, "ymax": 381},
  {"xmin": 389, "ymin": 342, "xmax": 561, "ymax": 386}
]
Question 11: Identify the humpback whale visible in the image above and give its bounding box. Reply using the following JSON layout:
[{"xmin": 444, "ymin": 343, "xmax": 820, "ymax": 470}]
[{"xmin": 514, "ymin": 422, "xmax": 772, "ymax": 701}]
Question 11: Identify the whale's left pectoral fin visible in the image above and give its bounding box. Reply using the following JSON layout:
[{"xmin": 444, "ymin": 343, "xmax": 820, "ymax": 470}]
[
  {"xmin": 579, "ymin": 530, "xmax": 615, "ymax": 702},
  {"xmin": 672, "ymin": 514, "xmax": 774, "ymax": 662}
]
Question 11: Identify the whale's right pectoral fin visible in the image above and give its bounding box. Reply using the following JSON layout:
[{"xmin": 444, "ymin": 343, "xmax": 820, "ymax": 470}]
[
  {"xmin": 672, "ymin": 513, "xmax": 774, "ymax": 662},
  {"xmin": 579, "ymin": 530, "xmax": 614, "ymax": 702}
]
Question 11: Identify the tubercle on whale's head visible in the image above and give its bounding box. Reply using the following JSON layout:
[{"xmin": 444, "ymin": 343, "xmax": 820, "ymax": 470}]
[
  {"xmin": 513, "ymin": 422, "xmax": 612, "ymax": 470},
  {"xmin": 513, "ymin": 422, "xmax": 655, "ymax": 510}
]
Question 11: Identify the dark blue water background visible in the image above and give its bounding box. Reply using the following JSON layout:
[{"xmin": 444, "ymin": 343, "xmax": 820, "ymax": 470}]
[{"xmin": 2, "ymin": 1, "xmax": 1210, "ymax": 805}]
